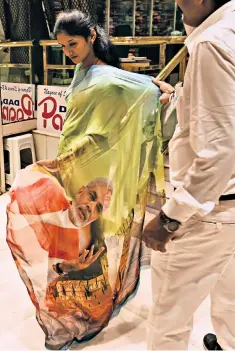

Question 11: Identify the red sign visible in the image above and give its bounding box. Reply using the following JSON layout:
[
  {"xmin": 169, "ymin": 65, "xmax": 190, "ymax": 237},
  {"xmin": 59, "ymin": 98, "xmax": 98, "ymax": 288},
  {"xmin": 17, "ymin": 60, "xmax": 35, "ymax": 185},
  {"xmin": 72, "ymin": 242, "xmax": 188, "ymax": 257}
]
[
  {"xmin": 0, "ymin": 83, "xmax": 35, "ymax": 124},
  {"xmin": 37, "ymin": 86, "xmax": 67, "ymax": 134}
]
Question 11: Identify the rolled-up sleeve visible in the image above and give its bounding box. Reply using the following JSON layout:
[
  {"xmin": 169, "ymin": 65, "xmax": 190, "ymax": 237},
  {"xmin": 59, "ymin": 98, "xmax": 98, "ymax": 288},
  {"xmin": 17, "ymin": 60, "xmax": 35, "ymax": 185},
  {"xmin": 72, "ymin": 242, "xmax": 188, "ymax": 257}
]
[{"xmin": 162, "ymin": 41, "xmax": 235, "ymax": 223}]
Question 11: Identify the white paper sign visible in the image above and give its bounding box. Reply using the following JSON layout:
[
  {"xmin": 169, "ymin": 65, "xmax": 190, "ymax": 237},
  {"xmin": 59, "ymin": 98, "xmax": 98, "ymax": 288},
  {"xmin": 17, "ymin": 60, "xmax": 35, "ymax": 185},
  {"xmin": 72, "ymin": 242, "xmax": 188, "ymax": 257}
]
[
  {"xmin": 37, "ymin": 85, "xmax": 67, "ymax": 134},
  {"xmin": 0, "ymin": 83, "xmax": 35, "ymax": 124}
]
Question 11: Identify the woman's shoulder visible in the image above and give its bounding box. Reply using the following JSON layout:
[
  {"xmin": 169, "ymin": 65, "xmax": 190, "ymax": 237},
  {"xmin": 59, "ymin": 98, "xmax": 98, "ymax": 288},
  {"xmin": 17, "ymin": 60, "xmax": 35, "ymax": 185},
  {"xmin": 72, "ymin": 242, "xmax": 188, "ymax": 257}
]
[
  {"xmin": 85, "ymin": 66, "xmax": 121, "ymax": 92},
  {"xmin": 87, "ymin": 65, "xmax": 159, "ymax": 94}
]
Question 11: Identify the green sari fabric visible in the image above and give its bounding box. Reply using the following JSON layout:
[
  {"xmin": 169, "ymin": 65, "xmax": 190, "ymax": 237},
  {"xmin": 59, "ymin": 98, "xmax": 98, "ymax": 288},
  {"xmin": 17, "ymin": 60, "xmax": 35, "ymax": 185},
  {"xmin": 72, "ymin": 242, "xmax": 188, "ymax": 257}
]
[
  {"xmin": 6, "ymin": 64, "xmax": 164, "ymax": 350},
  {"xmin": 58, "ymin": 64, "xmax": 164, "ymax": 206}
]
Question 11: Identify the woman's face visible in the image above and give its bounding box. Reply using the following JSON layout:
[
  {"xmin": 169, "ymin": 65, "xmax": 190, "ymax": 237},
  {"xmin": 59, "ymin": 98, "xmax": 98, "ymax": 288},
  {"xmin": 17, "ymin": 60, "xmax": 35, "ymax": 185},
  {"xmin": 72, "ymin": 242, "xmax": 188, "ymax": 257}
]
[{"xmin": 57, "ymin": 33, "xmax": 93, "ymax": 65}]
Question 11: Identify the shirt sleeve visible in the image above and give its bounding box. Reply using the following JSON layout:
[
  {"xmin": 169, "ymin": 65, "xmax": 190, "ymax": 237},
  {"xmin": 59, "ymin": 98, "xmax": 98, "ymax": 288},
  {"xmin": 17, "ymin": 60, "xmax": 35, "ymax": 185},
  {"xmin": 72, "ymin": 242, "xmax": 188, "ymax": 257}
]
[{"xmin": 162, "ymin": 41, "xmax": 235, "ymax": 223}]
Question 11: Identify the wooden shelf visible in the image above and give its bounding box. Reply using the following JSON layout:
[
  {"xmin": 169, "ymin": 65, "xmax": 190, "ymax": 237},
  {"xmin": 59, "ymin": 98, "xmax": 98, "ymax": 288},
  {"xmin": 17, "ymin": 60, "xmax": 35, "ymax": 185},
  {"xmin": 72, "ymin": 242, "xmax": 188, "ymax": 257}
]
[
  {"xmin": 40, "ymin": 36, "xmax": 185, "ymax": 47},
  {"xmin": 2, "ymin": 119, "xmax": 37, "ymax": 137}
]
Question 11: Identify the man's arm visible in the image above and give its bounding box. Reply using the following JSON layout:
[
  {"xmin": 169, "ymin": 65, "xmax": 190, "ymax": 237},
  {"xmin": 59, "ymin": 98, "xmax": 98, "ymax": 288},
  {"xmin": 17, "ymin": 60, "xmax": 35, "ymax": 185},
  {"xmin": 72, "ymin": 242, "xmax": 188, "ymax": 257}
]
[
  {"xmin": 53, "ymin": 246, "xmax": 105, "ymax": 273},
  {"xmin": 163, "ymin": 41, "xmax": 235, "ymax": 223}
]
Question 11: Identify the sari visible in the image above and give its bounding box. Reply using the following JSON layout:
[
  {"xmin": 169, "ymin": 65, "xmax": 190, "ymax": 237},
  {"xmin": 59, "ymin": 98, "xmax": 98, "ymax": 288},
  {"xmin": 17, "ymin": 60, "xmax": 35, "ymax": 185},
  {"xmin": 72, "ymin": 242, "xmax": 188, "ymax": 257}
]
[{"xmin": 6, "ymin": 65, "xmax": 165, "ymax": 350}]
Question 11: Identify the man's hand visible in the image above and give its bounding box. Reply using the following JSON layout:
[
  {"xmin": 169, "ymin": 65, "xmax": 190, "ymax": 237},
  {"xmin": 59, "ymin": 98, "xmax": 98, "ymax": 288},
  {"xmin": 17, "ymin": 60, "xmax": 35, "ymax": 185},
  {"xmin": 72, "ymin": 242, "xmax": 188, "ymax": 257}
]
[
  {"xmin": 142, "ymin": 214, "xmax": 175, "ymax": 253},
  {"xmin": 152, "ymin": 78, "xmax": 175, "ymax": 105},
  {"xmin": 36, "ymin": 158, "xmax": 60, "ymax": 173},
  {"xmin": 53, "ymin": 245, "xmax": 105, "ymax": 273}
]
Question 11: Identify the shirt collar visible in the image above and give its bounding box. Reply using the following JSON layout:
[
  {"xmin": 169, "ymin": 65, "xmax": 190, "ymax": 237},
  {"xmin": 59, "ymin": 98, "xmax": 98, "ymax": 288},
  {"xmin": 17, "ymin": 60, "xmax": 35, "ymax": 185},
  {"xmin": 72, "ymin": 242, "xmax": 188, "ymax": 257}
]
[{"xmin": 185, "ymin": 0, "xmax": 235, "ymax": 54}]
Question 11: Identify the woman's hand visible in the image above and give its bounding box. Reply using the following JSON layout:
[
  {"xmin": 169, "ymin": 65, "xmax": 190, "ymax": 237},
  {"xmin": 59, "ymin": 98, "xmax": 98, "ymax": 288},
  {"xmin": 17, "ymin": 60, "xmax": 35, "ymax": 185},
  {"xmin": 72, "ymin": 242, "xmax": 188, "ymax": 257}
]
[
  {"xmin": 152, "ymin": 78, "xmax": 175, "ymax": 105},
  {"xmin": 53, "ymin": 245, "xmax": 105, "ymax": 273},
  {"xmin": 36, "ymin": 158, "xmax": 60, "ymax": 172}
]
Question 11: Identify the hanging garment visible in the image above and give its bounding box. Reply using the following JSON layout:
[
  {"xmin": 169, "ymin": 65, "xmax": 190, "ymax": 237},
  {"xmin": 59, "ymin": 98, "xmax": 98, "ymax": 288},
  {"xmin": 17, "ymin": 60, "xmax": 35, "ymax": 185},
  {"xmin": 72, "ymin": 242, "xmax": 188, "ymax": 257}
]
[{"xmin": 6, "ymin": 65, "xmax": 164, "ymax": 350}]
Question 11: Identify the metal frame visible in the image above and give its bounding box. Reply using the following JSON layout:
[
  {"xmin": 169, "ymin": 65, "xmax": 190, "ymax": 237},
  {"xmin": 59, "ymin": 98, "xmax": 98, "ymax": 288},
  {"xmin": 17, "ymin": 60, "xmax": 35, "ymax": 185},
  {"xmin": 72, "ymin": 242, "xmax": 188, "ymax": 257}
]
[
  {"xmin": 132, "ymin": 0, "xmax": 136, "ymax": 37},
  {"xmin": 149, "ymin": 0, "xmax": 154, "ymax": 36},
  {"xmin": 106, "ymin": 0, "xmax": 111, "ymax": 34}
]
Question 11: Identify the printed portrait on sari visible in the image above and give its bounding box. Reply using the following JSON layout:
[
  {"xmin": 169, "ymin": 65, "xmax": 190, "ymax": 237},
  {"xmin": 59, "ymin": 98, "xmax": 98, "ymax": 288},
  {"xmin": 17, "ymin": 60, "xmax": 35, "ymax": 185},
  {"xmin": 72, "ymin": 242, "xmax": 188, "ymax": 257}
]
[{"xmin": 6, "ymin": 64, "xmax": 165, "ymax": 350}]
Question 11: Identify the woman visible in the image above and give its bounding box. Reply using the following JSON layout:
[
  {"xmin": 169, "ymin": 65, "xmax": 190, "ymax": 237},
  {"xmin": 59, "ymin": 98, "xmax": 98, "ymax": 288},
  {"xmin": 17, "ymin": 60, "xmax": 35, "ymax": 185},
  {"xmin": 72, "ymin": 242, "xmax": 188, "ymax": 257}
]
[{"xmin": 7, "ymin": 10, "xmax": 164, "ymax": 350}]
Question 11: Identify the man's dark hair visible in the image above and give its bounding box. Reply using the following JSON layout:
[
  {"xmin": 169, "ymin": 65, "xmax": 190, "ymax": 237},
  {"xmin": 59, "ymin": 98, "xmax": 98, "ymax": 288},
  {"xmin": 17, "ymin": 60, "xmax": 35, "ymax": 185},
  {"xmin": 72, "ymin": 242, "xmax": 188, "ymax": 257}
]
[{"xmin": 214, "ymin": 0, "xmax": 231, "ymax": 9}]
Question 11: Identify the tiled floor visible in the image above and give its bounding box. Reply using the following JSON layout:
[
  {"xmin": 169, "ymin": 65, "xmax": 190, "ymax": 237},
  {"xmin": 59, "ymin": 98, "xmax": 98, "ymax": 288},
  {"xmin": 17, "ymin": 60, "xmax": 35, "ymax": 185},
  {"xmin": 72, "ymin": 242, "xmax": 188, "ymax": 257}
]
[{"xmin": 0, "ymin": 192, "xmax": 214, "ymax": 350}]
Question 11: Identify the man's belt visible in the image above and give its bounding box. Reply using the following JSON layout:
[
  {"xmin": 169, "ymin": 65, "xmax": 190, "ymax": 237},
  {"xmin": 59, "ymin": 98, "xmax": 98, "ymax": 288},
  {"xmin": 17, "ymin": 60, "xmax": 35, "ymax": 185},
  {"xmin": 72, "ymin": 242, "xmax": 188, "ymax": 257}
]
[
  {"xmin": 219, "ymin": 194, "xmax": 235, "ymax": 201},
  {"xmin": 173, "ymin": 188, "xmax": 235, "ymax": 201}
]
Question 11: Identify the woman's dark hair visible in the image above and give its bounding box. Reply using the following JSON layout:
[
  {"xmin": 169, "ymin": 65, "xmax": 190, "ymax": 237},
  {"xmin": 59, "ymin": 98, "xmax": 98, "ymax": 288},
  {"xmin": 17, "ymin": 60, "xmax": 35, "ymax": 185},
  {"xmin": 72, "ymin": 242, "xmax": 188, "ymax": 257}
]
[{"xmin": 54, "ymin": 10, "xmax": 120, "ymax": 68}]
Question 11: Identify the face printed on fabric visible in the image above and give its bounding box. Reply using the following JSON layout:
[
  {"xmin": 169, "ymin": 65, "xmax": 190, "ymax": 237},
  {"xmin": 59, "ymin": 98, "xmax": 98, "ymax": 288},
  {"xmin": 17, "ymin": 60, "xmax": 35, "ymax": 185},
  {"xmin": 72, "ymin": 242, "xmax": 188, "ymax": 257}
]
[
  {"xmin": 69, "ymin": 178, "xmax": 113, "ymax": 227},
  {"xmin": 57, "ymin": 33, "xmax": 93, "ymax": 65},
  {"xmin": 143, "ymin": 114, "xmax": 156, "ymax": 142}
]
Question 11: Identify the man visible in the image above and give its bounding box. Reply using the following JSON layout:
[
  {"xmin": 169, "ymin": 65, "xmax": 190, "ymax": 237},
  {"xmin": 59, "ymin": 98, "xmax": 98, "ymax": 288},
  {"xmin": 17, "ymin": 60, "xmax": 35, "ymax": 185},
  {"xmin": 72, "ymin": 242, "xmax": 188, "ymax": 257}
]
[{"xmin": 144, "ymin": 0, "xmax": 235, "ymax": 350}]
